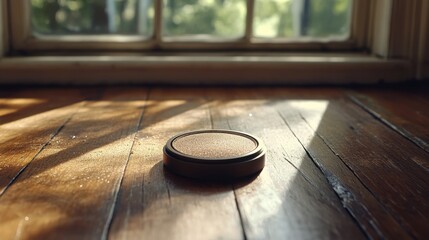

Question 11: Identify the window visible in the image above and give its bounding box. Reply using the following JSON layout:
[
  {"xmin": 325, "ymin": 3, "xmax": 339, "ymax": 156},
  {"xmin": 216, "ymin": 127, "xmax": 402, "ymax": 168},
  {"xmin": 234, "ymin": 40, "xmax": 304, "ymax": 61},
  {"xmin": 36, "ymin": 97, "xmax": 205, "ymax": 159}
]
[
  {"xmin": 11, "ymin": 0, "xmax": 359, "ymax": 51},
  {"xmin": 3, "ymin": 0, "xmax": 425, "ymax": 84},
  {"xmin": 31, "ymin": 0, "xmax": 155, "ymax": 37}
]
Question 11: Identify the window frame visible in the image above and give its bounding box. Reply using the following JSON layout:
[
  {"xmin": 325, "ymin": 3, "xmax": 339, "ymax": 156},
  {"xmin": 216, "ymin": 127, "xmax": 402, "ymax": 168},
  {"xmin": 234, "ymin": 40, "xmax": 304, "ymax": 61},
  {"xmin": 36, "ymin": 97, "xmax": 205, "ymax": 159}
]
[
  {"xmin": 0, "ymin": 0, "xmax": 7, "ymax": 56},
  {"xmin": 420, "ymin": 0, "xmax": 429, "ymax": 79},
  {"xmin": 9, "ymin": 0, "xmax": 366, "ymax": 52},
  {"xmin": 0, "ymin": 0, "xmax": 427, "ymax": 84}
]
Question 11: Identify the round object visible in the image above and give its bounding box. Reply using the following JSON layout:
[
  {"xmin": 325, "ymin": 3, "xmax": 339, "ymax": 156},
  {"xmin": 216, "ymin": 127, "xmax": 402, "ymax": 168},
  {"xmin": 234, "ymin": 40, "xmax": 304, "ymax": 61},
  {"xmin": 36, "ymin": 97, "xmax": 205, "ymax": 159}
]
[{"xmin": 163, "ymin": 129, "xmax": 265, "ymax": 179}]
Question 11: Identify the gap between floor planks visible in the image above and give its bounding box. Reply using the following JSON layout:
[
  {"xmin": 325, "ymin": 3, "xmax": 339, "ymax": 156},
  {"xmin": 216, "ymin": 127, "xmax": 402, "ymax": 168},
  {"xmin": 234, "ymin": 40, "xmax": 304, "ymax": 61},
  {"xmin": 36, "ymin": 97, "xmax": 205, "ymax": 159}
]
[
  {"xmin": 288, "ymin": 94, "xmax": 428, "ymax": 239},
  {"xmin": 205, "ymin": 88, "xmax": 366, "ymax": 240},
  {"xmin": 0, "ymin": 87, "xmax": 148, "ymax": 239},
  {"xmin": 348, "ymin": 89, "xmax": 429, "ymax": 155},
  {"xmin": 111, "ymin": 87, "xmax": 365, "ymax": 239},
  {"xmin": 0, "ymin": 87, "xmax": 426, "ymax": 239},
  {"xmin": 0, "ymin": 88, "xmax": 98, "ymax": 196}
]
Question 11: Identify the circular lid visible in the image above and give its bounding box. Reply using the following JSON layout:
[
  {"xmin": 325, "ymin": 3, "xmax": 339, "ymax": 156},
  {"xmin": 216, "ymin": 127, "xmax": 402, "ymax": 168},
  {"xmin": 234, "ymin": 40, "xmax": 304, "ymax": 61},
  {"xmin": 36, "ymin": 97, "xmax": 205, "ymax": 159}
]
[{"xmin": 163, "ymin": 129, "xmax": 265, "ymax": 179}]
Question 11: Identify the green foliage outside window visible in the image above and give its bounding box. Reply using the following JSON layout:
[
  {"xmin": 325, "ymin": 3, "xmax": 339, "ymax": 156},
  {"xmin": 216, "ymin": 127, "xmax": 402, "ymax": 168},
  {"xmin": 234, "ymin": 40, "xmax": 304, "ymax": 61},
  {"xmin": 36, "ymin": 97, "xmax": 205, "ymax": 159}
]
[{"xmin": 30, "ymin": 0, "xmax": 352, "ymax": 39}]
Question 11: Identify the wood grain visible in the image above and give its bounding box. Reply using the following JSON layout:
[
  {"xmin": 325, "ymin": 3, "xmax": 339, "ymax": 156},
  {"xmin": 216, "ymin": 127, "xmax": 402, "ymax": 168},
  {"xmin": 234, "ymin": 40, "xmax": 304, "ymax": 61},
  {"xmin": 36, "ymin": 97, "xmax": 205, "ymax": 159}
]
[
  {"xmin": 288, "ymin": 97, "xmax": 429, "ymax": 239},
  {"xmin": 349, "ymin": 88, "xmax": 429, "ymax": 153},
  {"xmin": 206, "ymin": 88, "xmax": 365, "ymax": 240},
  {"xmin": 0, "ymin": 86, "xmax": 428, "ymax": 240},
  {"xmin": 275, "ymin": 97, "xmax": 412, "ymax": 239},
  {"xmin": 109, "ymin": 88, "xmax": 243, "ymax": 240},
  {"xmin": 0, "ymin": 88, "xmax": 87, "ymax": 196},
  {"xmin": 0, "ymin": 88, "xmax": 146, "ymax": 239}
]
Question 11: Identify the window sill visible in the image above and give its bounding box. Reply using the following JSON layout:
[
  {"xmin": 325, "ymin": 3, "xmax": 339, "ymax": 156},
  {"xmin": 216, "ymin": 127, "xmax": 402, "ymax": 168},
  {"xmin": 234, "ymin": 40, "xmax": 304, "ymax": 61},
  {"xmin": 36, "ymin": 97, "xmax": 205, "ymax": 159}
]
[{"xmin": 0, "ymin": 53, "xmax": 412, "ymax": 85}]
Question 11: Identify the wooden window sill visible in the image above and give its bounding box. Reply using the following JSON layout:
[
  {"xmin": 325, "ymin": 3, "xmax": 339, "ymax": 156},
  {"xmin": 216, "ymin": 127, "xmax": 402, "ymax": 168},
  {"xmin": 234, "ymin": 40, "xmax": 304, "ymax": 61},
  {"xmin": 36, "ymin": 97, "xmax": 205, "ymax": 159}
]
[{"xmin": 0, "ymin": 53, "xmax": 412, "ymax": 85}]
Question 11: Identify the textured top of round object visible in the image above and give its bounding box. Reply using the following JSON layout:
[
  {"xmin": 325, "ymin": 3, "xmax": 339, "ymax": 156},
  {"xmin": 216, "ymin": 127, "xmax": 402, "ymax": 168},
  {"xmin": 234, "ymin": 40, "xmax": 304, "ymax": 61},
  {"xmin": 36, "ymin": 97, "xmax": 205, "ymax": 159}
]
[{"xmin": 172, "ymin": 132, "xmax": 257, "ymax": 160}]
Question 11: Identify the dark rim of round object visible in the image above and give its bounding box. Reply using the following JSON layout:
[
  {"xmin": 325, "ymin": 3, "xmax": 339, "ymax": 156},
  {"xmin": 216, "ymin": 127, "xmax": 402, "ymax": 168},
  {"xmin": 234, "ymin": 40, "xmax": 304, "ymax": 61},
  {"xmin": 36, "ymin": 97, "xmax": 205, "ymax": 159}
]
[
  {"xmin": 165, "ymin": 129, "xmax": 264, "ymax": 163},
  {"xmin": 163, "ymin": 129, "xmax": 266, "ymax": 179}
]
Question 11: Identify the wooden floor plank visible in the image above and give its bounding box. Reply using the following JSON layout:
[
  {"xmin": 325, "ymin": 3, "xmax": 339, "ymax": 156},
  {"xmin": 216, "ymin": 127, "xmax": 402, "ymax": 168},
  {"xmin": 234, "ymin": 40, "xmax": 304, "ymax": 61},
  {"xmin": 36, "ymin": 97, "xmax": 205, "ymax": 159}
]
[
  {"xmin": 275, "ymin": 98, "xmax": 412, "ymax": 239},
  {"xmin": 288, "ymin": 97, "xmax": 429, "ymax": 239},
  {"xmin": 1, "ymin": 86, "xmax": 428, "ymax": 239},
  {"xmin": 0, "ymin": 88, "xmax": 147, "ymax": 239},
  {"xmin": 109, "ymin": 88, "xmax": 243, "ymax": 240},
  {"xmin": 349, "ymin": 89, "xmax": 429, "ymax": 153},
  {"xmin": 206, "ymin": 88, "xmax": 365, "ymax": 240},
  {"xmin": 0, "ymin": 88, "xmax": 88, "ymax": 196}
]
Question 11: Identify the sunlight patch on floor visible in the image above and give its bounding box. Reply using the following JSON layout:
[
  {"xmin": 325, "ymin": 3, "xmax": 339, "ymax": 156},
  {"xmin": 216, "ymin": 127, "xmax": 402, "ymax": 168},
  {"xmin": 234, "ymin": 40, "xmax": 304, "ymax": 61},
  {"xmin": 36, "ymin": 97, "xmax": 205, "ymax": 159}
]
[
  {"xmin": 0, "ymin": 98, "xmax": 46, "ymax": 117},
  {"xmin": 288, "ymin": 100, "xmax": 329, "ymax": 128}
]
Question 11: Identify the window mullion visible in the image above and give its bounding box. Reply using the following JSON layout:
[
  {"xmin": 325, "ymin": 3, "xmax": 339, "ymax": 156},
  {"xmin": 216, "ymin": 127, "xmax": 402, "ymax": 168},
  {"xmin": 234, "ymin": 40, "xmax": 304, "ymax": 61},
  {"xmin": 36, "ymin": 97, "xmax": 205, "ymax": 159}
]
[
  {"xmin": 9, "ymin": 0, "xmax": 363, "ymax": 52},
  {"xmin": 154, "ymin": 0, "xmax": 163, "ymax": 47},
  {"xmin": 244, "ymin": 0, "xmax": 255, "ymax": 43}
]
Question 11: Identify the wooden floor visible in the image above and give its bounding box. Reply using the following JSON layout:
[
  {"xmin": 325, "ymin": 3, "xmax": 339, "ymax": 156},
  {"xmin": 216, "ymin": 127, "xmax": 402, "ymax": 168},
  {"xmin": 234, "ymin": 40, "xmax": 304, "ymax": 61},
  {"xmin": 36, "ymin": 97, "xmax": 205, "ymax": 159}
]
[{"xmin": 0, "ymin": 86, "xmax": 428, "ymax": 240}]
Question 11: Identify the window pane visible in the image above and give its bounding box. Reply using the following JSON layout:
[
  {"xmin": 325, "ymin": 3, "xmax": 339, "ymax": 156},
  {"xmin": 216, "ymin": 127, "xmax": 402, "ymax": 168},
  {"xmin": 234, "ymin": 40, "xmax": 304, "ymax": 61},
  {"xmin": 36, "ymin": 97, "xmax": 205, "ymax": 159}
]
[
  {"xmin": 30, "ymin": 0, "xmax": 154, "ymax": 36},
  {"xmin": 254, "ymin": 0, "xmax": 352, "ymax": 39},
  {"xmin": 163, "ymin": 0, "xmax": 246, "ymax": 38}
]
